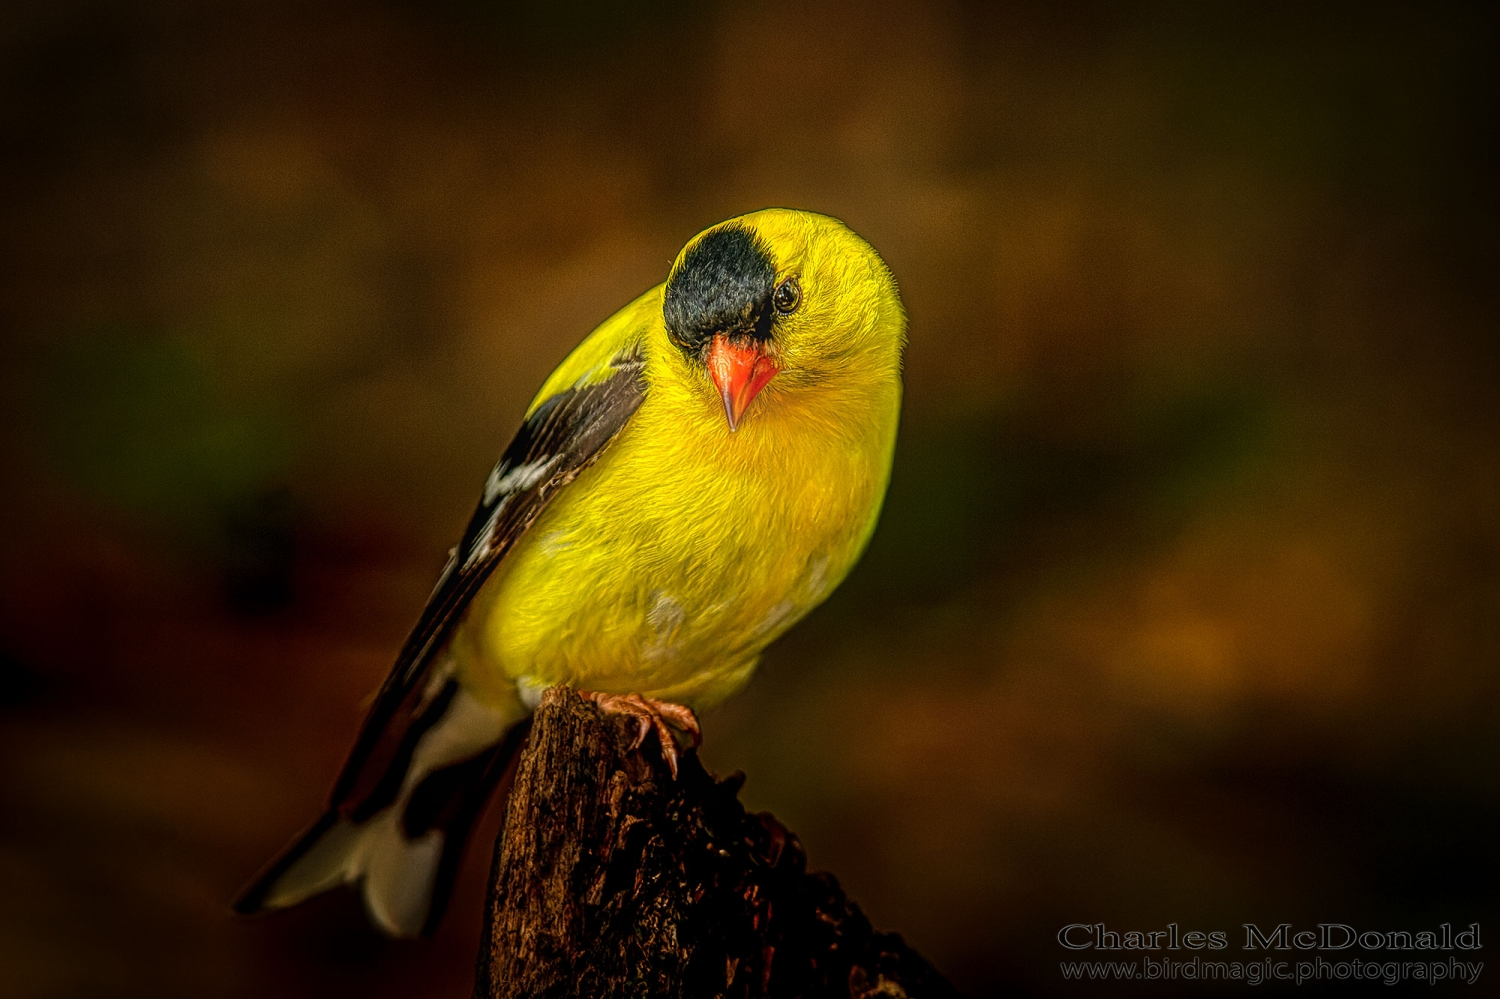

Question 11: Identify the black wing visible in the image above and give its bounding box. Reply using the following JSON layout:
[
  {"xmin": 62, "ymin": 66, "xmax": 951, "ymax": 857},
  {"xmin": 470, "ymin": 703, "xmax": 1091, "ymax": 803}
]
[{"xmin": 329, "ymin": 343, "xmax": 647, "ymax": 819}]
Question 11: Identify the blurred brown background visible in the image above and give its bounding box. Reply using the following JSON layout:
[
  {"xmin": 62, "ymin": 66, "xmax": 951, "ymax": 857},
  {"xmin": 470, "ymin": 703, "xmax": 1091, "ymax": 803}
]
[{"xmin": 1, "ymin": 1, "xmax": 1496, "ymax": 996}]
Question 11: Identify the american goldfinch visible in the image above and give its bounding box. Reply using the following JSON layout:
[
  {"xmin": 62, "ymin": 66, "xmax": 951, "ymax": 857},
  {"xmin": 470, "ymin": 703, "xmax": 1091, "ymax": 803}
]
[{"xmin": 234, "ymin": 208, "xmax": 906, "ymax": 937}]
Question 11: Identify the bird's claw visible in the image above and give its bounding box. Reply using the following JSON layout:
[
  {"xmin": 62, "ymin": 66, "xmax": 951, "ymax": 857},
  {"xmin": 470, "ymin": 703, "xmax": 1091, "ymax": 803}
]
[{"xmin": 580, "ymin": 691, "xmax": 701, "ymax": 779}]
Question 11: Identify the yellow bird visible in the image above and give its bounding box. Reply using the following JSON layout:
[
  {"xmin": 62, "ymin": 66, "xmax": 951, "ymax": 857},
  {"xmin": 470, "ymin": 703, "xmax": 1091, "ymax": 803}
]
[{"xmin": 234, "ymin": 208, "xmax": 906, "ymax": 937}]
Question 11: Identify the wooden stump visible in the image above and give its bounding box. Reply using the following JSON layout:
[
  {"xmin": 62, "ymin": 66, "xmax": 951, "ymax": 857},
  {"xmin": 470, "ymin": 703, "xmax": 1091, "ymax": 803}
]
[{"xmin": 473, "ymin": 687, "xmax": 959, "ymax": 999}]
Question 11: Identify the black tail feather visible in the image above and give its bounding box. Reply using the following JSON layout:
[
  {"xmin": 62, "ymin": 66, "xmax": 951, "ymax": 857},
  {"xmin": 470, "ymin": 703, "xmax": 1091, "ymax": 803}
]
[
  {"xmin": 416, "ymin": 715, "xmax": 533, "ymax": 935},
  {"xmin": 231, "ymin": 809, "xmax": 341, "ymax": 916}
]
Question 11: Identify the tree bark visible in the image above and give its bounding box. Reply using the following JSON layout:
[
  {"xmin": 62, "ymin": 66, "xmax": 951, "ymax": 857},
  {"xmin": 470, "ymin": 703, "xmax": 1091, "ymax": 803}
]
[{"xmin": 473, "ymin": 687, "xmax": 959, "ymax": 999}]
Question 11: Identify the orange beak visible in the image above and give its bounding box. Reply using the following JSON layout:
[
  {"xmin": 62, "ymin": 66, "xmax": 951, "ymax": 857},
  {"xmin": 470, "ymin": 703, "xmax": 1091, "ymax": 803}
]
[{"xmin": 707, "ymin": 333, "xmax": 778, "ymax": 431}]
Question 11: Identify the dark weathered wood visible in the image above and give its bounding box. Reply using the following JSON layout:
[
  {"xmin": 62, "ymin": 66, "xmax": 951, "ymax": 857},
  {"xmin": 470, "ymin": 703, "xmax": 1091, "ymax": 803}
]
[{"xmin": 473, "ymin": 687, "xmax": 959, "ymax": 999}]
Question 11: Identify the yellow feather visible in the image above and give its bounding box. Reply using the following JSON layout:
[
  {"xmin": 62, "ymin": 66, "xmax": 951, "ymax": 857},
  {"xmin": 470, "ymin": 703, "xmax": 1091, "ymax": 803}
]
[{"xmin": 451, "ymin": 209, "xmax": 905, "ymax": 712}]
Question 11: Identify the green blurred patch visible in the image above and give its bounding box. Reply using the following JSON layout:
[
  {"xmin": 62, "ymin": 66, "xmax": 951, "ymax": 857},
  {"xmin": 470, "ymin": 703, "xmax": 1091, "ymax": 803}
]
[
  {"xmin": 847, "ymin": 381, "xmax": 1277, "ymax": 608},
  {"xmin": 1126, "ymin": 382, "xmax": 1276, "ymax": 516},
  {"xmin": 29, "ymin": 327, "xmax": 298, "ymax": 611}
]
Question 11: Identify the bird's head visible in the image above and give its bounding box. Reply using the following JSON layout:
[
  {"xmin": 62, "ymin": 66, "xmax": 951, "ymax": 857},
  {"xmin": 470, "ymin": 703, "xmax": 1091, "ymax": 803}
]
[{"xmin": 662, "ymin": 209, "xmax": 905, "ymax": 431}]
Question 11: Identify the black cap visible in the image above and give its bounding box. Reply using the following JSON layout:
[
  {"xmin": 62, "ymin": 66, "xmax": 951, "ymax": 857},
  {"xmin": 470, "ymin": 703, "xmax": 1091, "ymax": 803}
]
[{"xmin": 663, "ymin": 225, "xmax": 776, "ymax": 353}]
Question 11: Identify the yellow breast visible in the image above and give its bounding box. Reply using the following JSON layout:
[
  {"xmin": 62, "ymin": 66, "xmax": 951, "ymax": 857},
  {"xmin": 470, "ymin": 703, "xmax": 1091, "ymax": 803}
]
[{"xmin": 453, "ymin": 326, "xmax": 901, "ymax": 711}]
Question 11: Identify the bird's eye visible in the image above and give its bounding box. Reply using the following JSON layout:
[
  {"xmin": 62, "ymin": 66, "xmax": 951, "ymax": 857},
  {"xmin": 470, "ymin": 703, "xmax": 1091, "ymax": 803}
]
[{"xmin": 773, "ymin": 278, "xmax": 801, "ymax": 315}]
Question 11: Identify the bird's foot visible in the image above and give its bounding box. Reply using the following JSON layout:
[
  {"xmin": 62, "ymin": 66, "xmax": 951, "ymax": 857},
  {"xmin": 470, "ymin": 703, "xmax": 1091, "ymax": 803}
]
[{"xmin": 579, "ymin": 691, "xmax": 701, "ymax": 779}]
